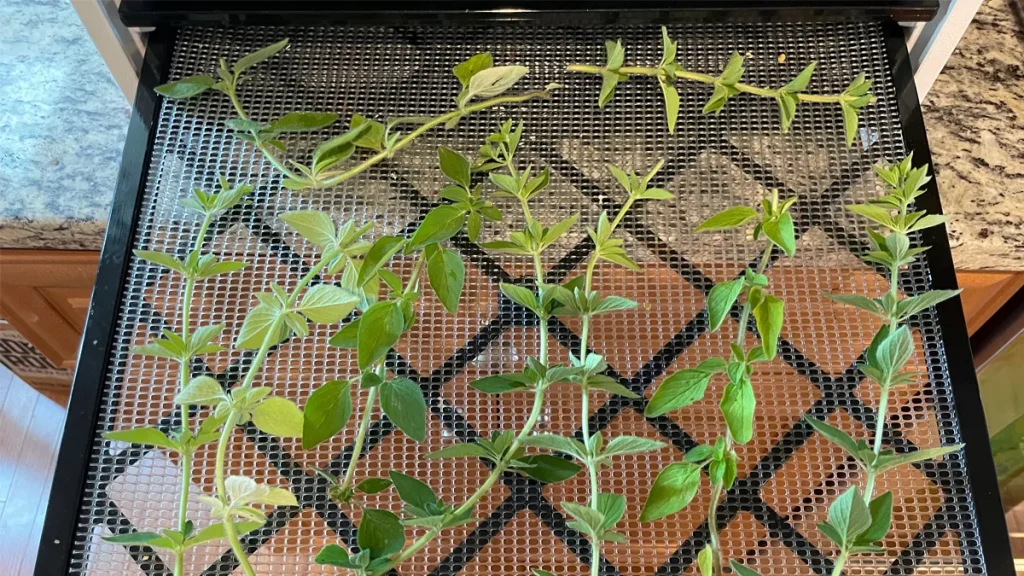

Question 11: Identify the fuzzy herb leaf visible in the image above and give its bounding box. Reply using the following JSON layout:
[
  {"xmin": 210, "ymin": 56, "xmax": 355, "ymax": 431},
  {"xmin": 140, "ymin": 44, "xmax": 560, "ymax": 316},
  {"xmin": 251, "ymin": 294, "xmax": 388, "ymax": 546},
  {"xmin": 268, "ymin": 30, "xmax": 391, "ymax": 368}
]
[
  {"xmin": 438, "ymin": 146, "xmax": 472, "ymax": 189},
  {"xmin": 156, "ymin": 75, "xmax": 216, "ymax": 99},
  {"xmin": 522, "ymin": 434, "xmax": 587, "ymax": 460},
  {"xmin": 896, "ymin": 289, "xmax": 960, "ymax": 321},
  {"xmin": 858, "ymin": 492, "xmax": 893, "ymax": 545},
  {"xmin": 389, "ymin": 471, "xmax": 438, "ymax": 509},
  {"xmin": 729, "ymin": 561, "xmax": 763, "ymax": 576},
  {"xmin": 357, "ymin": 301, "xmax": 404, "ymax": 370},
  {"xmin": 720, "ymin": 377, "xmax": 755, "ymax": 444},
  {"xmin": 461, "ymin": 65, "xmax": 529, "ymax": 106},
  {"xmin": 516, "ymin": 455, "xmax": 582, "ymax": 483},
  {"xmin": 645, "ymin": 358, "xmax": 725, "ymax": 417},
  {"xmin": 251, "ymin": 397, "xmax": 304, "ymax": 438},
  {"xmin": 762, "ymin": 212, "xmax": 796, "ymax": 257},
  {"xmin": 804, "ymin": 416, "xmax": 864, "ymax": 462},
  {"xmin": 427, "ymin": 248, "xmax": 465, "ymax": 314},
  {"xmin": 174, "ymin": 375, "xmax": 226, "ymax": 406},
  {"xmin": 599, "ymin": 436, "xmax": 666, "ymax": 461},
  {"xmin": 697, "ymin": 206, "xmax": 758, "ymax": 232},
  {"xmin": 104, "ymin": 427, "xmax": 179, "ymax": 451},
  {"xmin": 234, "ymin": 38, "xmax": 289, "ymax": 76},
  {"xmin": 302, "ymin": 380, "xmax": 353, "ymax": 450},
  {"xmin": 268, "ymin": 112, "xmax": 338, "ymax": 133},
  {"xmin": 357, "ymin": 509, "xmax": 406, "ymax": 560},
  {"xmin": 329, "ymin": 319, "xmax": 360, "ymax": 349},
  {"xmin": 453, "ymin": 53, "xmax": 494, "ymax": 87},
  {"xmin": 380, "ymin": 378, "xmax": 427, "ymax": 442},
  {"xmin": 299, "ymin": 284, "xmax": 359, "ymax": 323},
  {"xmin": 752, "ymin": 293, "xmax": 784, "ymax": 360},
  {"xmin": 872, "ymin": 444, "xmax": 962, "ymax": 473},
  {"xmin": 640, "ymin": 462, "xmax": 701, "ymax": 522},
  {"xmin": 659, "ymin": 79, "xmax": 680, "ymax": 134},
  {"xmin": 279, "ymin": 211, "xmax": 336, "ymax": 249},
  {"xmin": 707, "ymin": 278, "xmax": 744, "ymax": 332},
  {"xmin": 235, "ymin": 303, "xmax": 289, "ymax": 350},
  {"xmin": 409, "ymin": 205, "xmax": 467, "ymax": 250}
]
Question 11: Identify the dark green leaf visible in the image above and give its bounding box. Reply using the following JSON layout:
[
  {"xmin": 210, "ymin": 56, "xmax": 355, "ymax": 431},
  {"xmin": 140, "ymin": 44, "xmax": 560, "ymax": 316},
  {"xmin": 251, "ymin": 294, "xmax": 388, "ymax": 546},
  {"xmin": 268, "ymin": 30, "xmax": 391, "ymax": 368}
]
[
  {"xmin": 234, "ymin": 38, "xmax": 289, "ymax": 76},
  {"xmin": 350, "ymin": 114, "xmax": 386, "ymax": 150},
  {"xmin": 517, "ymin": 455, "xmax": 582, "ymax": 483},
  {"xmin": 521, "ymin": 434, "xmax": 587, "ymax": 460},
  {"xmin": 826, "ymin": 486, "xmax": 872, "ymax": 546},
  {"xmin": 409, "ymin": 205, "xmax": 467, "ymax": 250},
  {"xmin": 155, "ymin": 75, "xmax": 215, "ymax": 99},
  {"xmin": 329, "ymin": 319, "xmax": 360, "ymax": 348},
  {"xmin": 379, "ymin": 378, "xmax": 427, "ymax": 442},
  {"xmin": 857, "ymin": 492, "xmax": 893, "ymax": 544},
  {"xmin": 312, "ymin": 124, "xmax": 371, "ymax": 168},
  {"xmin": 314, "ymin": 544, "xmax": 359, "ymax": 569},
  {"xmin": 102, "ymin": 531, "xmax": 164, "ymax": 545},
  {"xmin": 596, "ymin": 492, "xmax": 626, "ymax": 530},
  {"xmin": 470, "ymin": 375, "xmax": 530, "ymax": 394},
  {"xmin": 357, "ymin": 509, "xmax": 406, "ymax": 560},
  {"xmin": 645, "ymin": 369, "xmax": 715, "ymax": 417},
  {"xmin": 357, "ymin": 301, "xmax": 404, "ymax": 370},
  {"xmin": 696, "ymin": 206, "xmax": 758, "ymax": 232},
  {"xmin": 356, "ymin": 478, "xmax": 393, "ymax": 495},
  {"xmin": 268, "ymin": 112, "xmax": 338, "ymax": 133},
  {"xmin": 357, "ymin": 236, "xmax": 405, "ymax": 288},
  {"xmin": 428, "ymin": 249, "xmax": 465, "ymax": 314},
  {"xmin": 639, "ymin": 462, "xmax": 701, "ymax": 522},
  {"xmin": 388, "ymin": 471, "xmax": 438, "ymax": 509},
  {"xmin": 438, "ymin": 147, "xmax": 472, "ymax": 189},
  {"xmin": 720, "ymin": 378, "xmax": 755, "ymax": 444},
  {"xmin": 500, "ymin": 283, "xmax": 538, "ymax": 313},
  {"xmin": 707, "ymin": 279, "xmax": 744, "ymax": 332},
  {"xmin": 302, "ymin": 380, "xmax": 353, "ymax": 450}
]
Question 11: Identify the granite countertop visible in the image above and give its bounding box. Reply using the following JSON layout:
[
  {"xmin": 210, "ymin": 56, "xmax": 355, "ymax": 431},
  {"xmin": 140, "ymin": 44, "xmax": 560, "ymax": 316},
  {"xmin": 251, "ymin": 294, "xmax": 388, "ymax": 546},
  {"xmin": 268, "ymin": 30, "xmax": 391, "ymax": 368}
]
[
  {"xmin": 923, "ymin": 0, "xmax": 1024, "ymax": 272},
  {"xmin": 0, "ymin": 3, "xmax": 1019, "ymax": 270},
  {"xmin": 0, "ymin": 0, "xmax": 130, "ymax": 251}
]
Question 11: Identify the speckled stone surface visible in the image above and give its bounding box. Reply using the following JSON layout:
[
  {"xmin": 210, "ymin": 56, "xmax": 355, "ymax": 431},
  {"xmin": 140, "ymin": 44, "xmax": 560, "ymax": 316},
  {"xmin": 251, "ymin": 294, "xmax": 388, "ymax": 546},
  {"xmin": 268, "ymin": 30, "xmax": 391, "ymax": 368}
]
[
  {"xmin": 0, "ymin": 0, "xmax": 130, "ymax": 251},
  {"xmin": 923, "ymin": 0, "xmax": 1024, "ymax": 271}
]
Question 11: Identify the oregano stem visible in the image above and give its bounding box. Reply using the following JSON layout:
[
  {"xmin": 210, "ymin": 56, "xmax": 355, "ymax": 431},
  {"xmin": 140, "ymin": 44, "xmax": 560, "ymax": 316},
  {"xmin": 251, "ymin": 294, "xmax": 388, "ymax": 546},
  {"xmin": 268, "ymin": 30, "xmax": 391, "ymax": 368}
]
[
  {"xmin": 316, "ymin": 90, "xmax": 554, "ymax": 187},
  {"xmin": 368, "ymin": 246, "xmax": 550, "ymax": 576},
  {"xmin": 223, "ymin": 82, "xmax": 304, "ymax": 182},
  {"xmin": 339, "ymin": 385, "xmax": 379, "ymax": 494},
  {"xmin": 566, "ymin": 64, "xmax": 850, "ymax": 103},
  {"xmin": 831, "ymin": 549, "xmax": 850, "ymax": 576},
  {"xmin": 578, "ymin": 197, "xmax": 635, "ymax": 576},
  {"xmin": 213, "ymin": 254, "xmax": 330, "ymax": 575},
  {"xmin": 172, "ymin": 212, "xmax": 214, "ymax": 576},
  {"xmin": 708, "ymin": 241, "xmax": 776, "ymax": 575}
]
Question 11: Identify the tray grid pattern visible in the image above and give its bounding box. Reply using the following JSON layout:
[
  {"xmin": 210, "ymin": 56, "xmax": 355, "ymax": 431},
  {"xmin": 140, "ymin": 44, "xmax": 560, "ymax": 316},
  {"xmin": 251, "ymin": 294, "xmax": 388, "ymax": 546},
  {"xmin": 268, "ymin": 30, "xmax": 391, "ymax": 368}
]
[{"xmin": 70, "ymin": 23, "xmax": 980, "ymax": 576}]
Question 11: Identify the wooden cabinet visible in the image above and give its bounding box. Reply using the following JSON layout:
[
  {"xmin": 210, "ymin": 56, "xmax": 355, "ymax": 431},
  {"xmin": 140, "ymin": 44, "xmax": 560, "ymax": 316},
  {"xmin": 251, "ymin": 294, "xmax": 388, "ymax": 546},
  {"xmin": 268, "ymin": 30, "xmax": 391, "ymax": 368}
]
[{"xmin": 0, "ymin": 250, "xmax": 100, "ymax": 402}]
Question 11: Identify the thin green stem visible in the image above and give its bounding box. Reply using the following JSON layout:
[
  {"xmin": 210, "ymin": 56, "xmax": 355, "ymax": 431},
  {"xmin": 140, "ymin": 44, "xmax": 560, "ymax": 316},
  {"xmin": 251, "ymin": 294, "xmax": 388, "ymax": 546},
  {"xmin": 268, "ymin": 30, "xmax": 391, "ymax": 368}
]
[
  {"xmin": 223, "ymin": 81, "xmax": 307, "ymax": 182},
  {"xmin": 172, "ymin": 212, "xmax": 213, "ymax": 576},
  {"xmin": 831, "ymin": 548, "xmax": 850, "ymax": 576},
  {"xmin": 369, "ymin": 247, "xmax": 550, "ymax": 576},
  {"xmin": 317, "ymin": 90, "xmax": 554, "ymax": 187},
  {"xmin": 223, "ymin": 513, "xmax": 257, "ymax": 576},
  {"xmin": 339, "ymin": 385, "xmax": 379, "ymax": 494},
  {"xmin": 566, "ymin": 63, "xmax": 848, "ymax": 105},
  {"xmin": 708, "ymin": 242, "xmax": 776, "ymax": 575}
]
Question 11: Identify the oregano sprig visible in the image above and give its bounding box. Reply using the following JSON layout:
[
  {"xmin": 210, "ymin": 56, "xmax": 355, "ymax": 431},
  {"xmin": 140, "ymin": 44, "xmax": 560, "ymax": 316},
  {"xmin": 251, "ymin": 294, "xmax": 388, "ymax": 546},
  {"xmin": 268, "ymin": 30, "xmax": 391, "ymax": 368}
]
[
  {"xmin": 102, "ymin": 176, "xmax": 252, "ymax": 576},
  {"xmin": 641, "ymin": 189, "xmax": 799, "ymax": 576},
  {"xmin": 808, "ymin": 155, "xmax": 963, "ymax": 575},
  {"xmin": 527, "ymin": 161, "xmax": 673, "ymax": 576},
  {"xmin": 157, "ymin": 41, "xmax": 559, "ymax": 191},
  {"xmin": 566, "ymin": 26, "xmax": 875, "ymax": 145}
]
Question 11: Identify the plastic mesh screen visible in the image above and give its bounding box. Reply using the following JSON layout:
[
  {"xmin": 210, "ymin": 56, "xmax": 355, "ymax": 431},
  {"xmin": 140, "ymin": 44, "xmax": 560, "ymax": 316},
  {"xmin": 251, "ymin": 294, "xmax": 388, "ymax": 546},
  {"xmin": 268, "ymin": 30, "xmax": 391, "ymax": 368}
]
[{"xmin": 70, "ymin": 23, "xmax": 982, "ymax": 576}]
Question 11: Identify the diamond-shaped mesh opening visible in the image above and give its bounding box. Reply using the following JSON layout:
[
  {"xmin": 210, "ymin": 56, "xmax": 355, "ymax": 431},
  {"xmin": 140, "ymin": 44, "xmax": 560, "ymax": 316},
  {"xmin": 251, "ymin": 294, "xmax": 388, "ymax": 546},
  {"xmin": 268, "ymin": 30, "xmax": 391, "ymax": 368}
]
[{"xmin": 68, "ymin": 22, "xmax": 983, "ymax": 576}]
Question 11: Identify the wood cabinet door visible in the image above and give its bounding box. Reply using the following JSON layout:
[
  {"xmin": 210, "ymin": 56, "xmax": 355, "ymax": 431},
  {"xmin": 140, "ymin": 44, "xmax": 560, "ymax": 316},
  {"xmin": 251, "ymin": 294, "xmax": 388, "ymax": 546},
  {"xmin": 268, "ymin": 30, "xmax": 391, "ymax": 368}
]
[{"xmin": 0, "ymin": 250, "xmax": 100, "ymax": 369}]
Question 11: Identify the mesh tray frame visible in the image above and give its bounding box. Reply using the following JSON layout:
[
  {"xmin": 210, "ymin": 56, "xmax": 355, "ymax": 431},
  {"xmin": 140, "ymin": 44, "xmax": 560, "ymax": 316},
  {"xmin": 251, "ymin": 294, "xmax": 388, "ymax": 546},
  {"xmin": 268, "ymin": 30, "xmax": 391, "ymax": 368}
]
[{"xmin": 42, "ymin": 20, "xmax": 1005, "ymax": 576}]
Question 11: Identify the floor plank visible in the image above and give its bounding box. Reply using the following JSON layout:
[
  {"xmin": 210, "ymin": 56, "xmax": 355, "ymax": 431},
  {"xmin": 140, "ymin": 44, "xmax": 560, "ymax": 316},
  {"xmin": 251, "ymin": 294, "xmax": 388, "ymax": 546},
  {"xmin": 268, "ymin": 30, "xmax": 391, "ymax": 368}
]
[{"xmin": 0, "ymin": 370, "xmax": 62, "ymax": 575}]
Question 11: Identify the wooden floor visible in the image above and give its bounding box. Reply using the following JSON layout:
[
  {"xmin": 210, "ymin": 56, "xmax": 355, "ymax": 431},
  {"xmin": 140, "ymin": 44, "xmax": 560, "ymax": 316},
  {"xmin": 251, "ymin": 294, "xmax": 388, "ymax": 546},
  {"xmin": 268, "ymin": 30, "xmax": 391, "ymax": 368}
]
[{"xmin": 0, "ymin": 363, "xmax": 63, "ymax": 575}]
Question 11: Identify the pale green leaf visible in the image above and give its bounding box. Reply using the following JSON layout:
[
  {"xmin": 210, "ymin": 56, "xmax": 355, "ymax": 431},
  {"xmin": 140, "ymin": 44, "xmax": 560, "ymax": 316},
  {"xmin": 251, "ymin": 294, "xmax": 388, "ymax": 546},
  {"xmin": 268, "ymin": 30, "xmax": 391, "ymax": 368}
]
[
  {"xmin": 235, "ymin": 304, "xmax": 288, "ymax": 350},
  {"xmin": 279, "ymin": 211, "xmax": 336, "ymax": 249},
  {"xmin": 174, "ymin": 375, "xmax": 226, "ymax": 406},
  {"xmin": 720, "ymin": 378, "xmax": 755, "ymax": 444},
  {"xmin": 251, "ymin": 397, "xmax": 304, "ymax": 438},
  {"xmin": 707, "ymin": 278, "xmax": 744, "ymax": 332},
  {"xmin": 234, "ymin": 38, "xmax": 289, "ymax": 76},
  {"xmin": 462, "ymin": 65, "xmax": 529, "ymax": 105},
  {"xmin": 104, "ymin": 427, "xmax": 179, "ymax": 451},
  {"xmin": 155, "ymin": 75, "xmax": 215, "ymax": 99},
  {"xmin": 762, "ymin": 212, "xmax": 796, "ymax": 257},
  {"xmin": 753, "ymin": 293, "xmax": 784, "ymax": 360},
  {"xmin": 660, "ymin": 79, "xmax": 680, "ymax": 134},
  {"xmin": 645, "ymin": 369, "xmax": 715, "ymax": 417},
  {"xmin": 267, "ymin": 112, "xmax": 338, "ymax": 133},
  {"xmin": 696, "ymin": 206, "xmax": 758, "ymax": 232},
  {"xmin": 453, "ymin": 52, "xmax": 494, "ymax": 87},
  {"xmin": 299, "ymin": 284, "xmax": 359, "ymax": 324},
  {"xmin": 873, "ymin": 444, "xmax": 962, "ymax": 473}
]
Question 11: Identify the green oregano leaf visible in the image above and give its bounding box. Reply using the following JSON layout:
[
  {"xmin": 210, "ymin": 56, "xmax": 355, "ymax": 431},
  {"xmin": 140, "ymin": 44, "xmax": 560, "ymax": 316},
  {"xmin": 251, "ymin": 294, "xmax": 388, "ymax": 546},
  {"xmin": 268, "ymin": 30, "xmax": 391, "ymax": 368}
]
[
  {"xmin": 279, "ymin": 210, "xmax": 336, "ymax": 249},
  {"xmin": 155, "ymin": 75, "xmax": 216, "ymax": 99},
  {"xmin": 645, "ymin": 358, "xmax": 725, "ymax": 417},
  {"xmin": 729, "ymin": 560, "xmax": 763, "ymax": 576},
  {"xmin": 453, "ymin": 52, "xmax": 494, "ymax": 87},
  {"xmin": 267, "ymin": 112, "xmax": 338, "ymax": 133},
  {"xmin": 234, "ymin": 38, "xmax": 289, "ymax": 76},
  {"xmin": 515, "ymin": 455, "xmax": 582, "ymax": 483},
  {"xmin": 356, "ymin": 477, "xmax": 393, "ymax": 495},
  {"xmin": 438, "ymin": 146, "xmax": 472, "ymax": 189},
  {"xmin": 235, "ymin": 303, "xmax": 289, "ymax": 350},
  {"xmin": 696, "ymin": 206, "xmax": 758, "ymax": 232},
  {"xmin": 409, "ymin": 205, "xmax": 467, "ymax": 250},
  {"xmin": 357, "ymin": 301, "xmax": 404, "ymax": 370},
  {"xmin": 707, "ymin": 278, "xmax": 744, "ymax": 332},
  {"xmin": 302, "ymin": 380, "xmax": 353, "ymax": 450},
  {"xmin": 697, "ymin": 546, "xmax": 713, "ymax": 576},
  {"xmin": 720, "ymin": 377, "xmax": 755, "ymax": 444},
  {"xmin": 357, "ymin": 509, "xmax": 406, "ymax": 560},
  {"xmin": 379, "ymin": 377, "xmax": 427, "ymax": 442},
  {"xmin": 857, "ymin": 491, "xmax": 893, "ymax": 545},
  {"xmin": 460, "ymin": 65, "xmax": 529, "ymax": 106},
  {"xmin": 782, "ymin": 62, "xmax": 816, "ymax": 93},
  {"xmin": 358, "ymin": 236, "xmax": 405, "ymax": 288},
  {"xmin": 251, "ymin": 397, "xmax": 304, "ymax": 438},
  {"xmin": 639, "ymin": 462, "xmax": 701, "ymax": 522},
  {"xmin": 872, "ymin": 444, "xmax": 962, "ymax": 473},
  {"xmin": 174, "ymin": 375, "xmax": 226, "ymax": 406},
  {"xmin": 299, "ymin": 284, "xmax": 360, "ymax": 323},
  {"xmin": 314, "ymin": 544, "xmax": 359, "ymax": 569},
  {"xmin": 762, "ymin": 212, "xmax": 796, "ymax": 257},
  {"xmin": 752, "ymin": 293, "xmax": 784, "ymax": 360},
  {"xmin": 104, "ymin": 427, "xmax": 180, "ymax": 451},
  {"xmin": 659, "ymin": 78, "xmax": 680, "ymax": 134},
  {"xmin": 388, "ymin": 471, "xmax": 438, "ymax": 509},
  {"xmin": 427, "ymin": 248, "xmax": 465, "ymax": 314},
  {"xmin": 328, "ymin": 319, "xmax": 360, "ymax": 349}
]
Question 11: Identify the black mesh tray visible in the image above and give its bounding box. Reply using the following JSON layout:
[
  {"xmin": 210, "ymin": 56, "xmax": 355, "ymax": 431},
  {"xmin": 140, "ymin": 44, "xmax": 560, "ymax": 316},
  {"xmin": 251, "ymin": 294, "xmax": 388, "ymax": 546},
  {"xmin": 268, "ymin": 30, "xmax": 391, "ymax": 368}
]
[{"xmin": 37, "ymin": 16, "xmax": 1011, "ymax": 576}]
